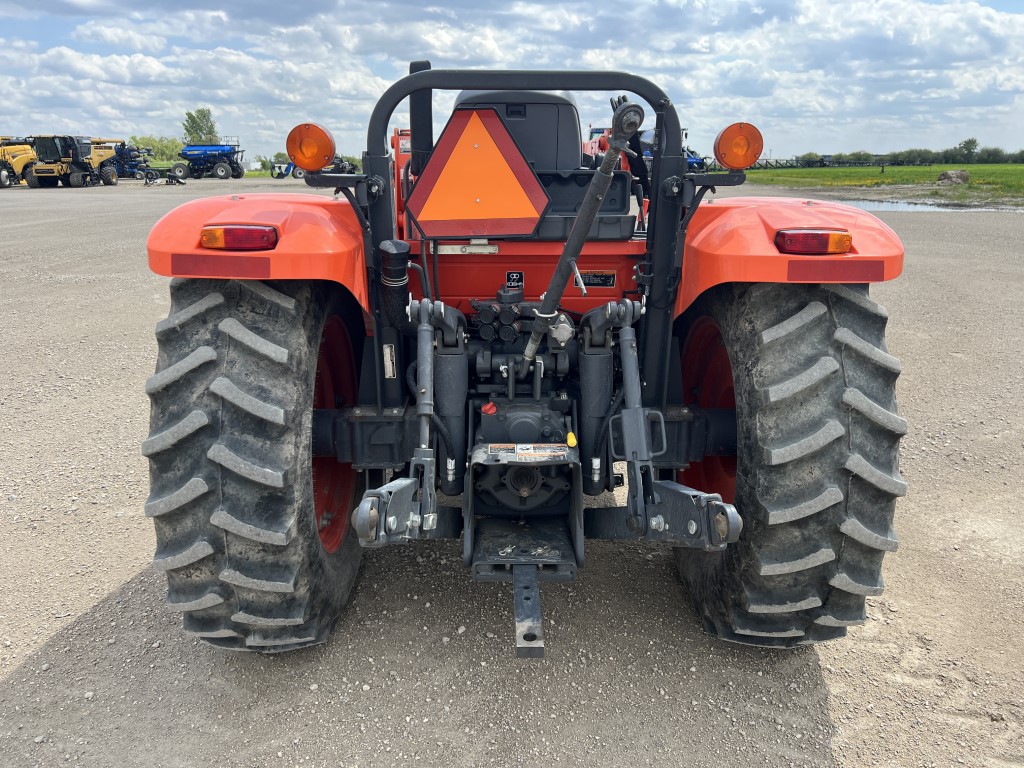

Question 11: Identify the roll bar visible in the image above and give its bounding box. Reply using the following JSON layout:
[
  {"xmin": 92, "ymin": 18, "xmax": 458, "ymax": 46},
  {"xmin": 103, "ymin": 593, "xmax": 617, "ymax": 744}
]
[{"xmin": 365, "ymin": 69, "xmax": 682, "ymax": 159}]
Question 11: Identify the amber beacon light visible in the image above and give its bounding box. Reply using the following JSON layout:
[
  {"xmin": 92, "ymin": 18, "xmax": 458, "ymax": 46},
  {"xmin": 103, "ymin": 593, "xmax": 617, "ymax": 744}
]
[
  {"xmin": 713, "ymin": 123, "xmax": 764, "ymax": 170},
  {"xmin": 286, "ymin": 123, "xmax": 337, "ymax": 172}
]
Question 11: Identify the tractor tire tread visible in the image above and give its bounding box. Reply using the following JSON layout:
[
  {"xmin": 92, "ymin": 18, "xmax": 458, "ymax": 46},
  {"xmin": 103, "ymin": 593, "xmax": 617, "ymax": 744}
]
[
  {"xmin": 156, "ymin": 293, "xmax": 225, "ymax": 337},
  {"xmin": 761, "ymin": 357, "xmax": 840, "ymax": 404},
  {"xmin": 145, "ymin": 347, "xmax": 217, "ymax": 393},
  {"xmin": 676, "ymin": 283, "xmax": 903, "ymax": 647},
  {"xmin": 140, "ymin": 409, "xmax": 210, "ymax": 456},
  {"xmin": 210, "ymin": 507, "xmax": 297, "ymax": 546},
  {"xmin": 206, "ymin": 443, "xmax": 286, "ymax": 488},
  {"xmin": 146, "ymin": 278, "xmax": 363, "ymax": 651},
  {"xmin": 145, "ymin": 477, "xmax": 210, "ymax": 518},
  {"xmin": 217, "ymin": 318, "xmax": 290, "ymax": 364},
  {"xmin": 762, "ymin": 419, "xmax": 845, "ymax": 466},
  {"xmin": 153, "ymin": 538, "xmax": 215, "ymax": 571},
  {"xmin": 240, "ymin": 280, "xmax": 298, "ymax": 312},
  {"xmin": 210, "ymin": 376, "xmax": 286, "ymax": 425}
]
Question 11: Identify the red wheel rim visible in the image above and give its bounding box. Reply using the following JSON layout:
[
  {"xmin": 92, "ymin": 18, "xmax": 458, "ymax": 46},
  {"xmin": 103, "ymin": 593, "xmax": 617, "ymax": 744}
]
[
  {"xmin": 679, "ymin": 316, "xmax": 737, "ymax": 504},
  {"xmin": 312, "ymin": 316, "xmax": 358, "ymax": 553}
]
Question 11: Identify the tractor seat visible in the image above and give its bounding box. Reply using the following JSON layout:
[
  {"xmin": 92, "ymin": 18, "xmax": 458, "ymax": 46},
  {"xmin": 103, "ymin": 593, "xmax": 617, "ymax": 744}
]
[{"xmin": 453, "ymin": 90, "xmax": 635, "ymax": 241}]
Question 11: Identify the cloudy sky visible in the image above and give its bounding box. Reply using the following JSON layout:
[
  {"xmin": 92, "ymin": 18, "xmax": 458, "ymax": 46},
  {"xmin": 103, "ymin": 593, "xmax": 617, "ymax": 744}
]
[{"xmin": 1, "ymin": 0, "xmax": 1022, "ymax": 161}]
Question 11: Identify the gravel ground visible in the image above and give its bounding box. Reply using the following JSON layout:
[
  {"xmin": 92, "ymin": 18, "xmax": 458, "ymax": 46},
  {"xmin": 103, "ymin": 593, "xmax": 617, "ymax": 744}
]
[{"xmin": 0, "ymin": 178, "xmax": 1021, "ymax": 767}]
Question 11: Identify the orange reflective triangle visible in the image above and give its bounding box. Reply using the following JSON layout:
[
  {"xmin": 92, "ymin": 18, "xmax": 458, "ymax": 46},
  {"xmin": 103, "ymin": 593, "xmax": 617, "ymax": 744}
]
[{"xmin": 406, "ymin": 109, "xmax": 549, "ymax": 238}]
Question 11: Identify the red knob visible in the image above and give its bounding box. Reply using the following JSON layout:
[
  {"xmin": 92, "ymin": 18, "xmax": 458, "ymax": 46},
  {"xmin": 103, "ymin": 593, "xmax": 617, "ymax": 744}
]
[{"xmin": 481, "ymin": 402, "xmax": 498, "ymax": 416}]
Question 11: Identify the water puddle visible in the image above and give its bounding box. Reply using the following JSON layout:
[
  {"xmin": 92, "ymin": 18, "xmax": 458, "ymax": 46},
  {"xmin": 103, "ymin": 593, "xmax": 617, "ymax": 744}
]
[{"xmin": 842, "ymin": 200, "xmax": 1011, "ymax": 212}]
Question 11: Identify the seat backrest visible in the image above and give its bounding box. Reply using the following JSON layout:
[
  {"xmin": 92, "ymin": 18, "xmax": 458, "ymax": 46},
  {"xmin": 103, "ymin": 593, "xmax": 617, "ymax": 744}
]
[{"xmin": 454, "ymin": 90, "xmax": 582, "ymax": 171}]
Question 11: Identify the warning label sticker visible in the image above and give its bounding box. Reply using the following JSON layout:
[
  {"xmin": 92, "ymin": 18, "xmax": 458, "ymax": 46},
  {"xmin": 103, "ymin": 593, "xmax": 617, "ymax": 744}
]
[
  {"xmin": 487, "ymin": 443, "xmax": 570, "ymax": 461},
  {"xmin": 575, "ymin": 270, "xmax": 616, "ymax": 288}
]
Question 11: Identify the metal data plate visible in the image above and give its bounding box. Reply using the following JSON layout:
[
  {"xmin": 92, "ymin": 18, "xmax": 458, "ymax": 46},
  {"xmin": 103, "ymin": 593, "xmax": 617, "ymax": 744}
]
[{"xmin": 437, "ymin": 242, "xmax": 499, "ymax": 255}]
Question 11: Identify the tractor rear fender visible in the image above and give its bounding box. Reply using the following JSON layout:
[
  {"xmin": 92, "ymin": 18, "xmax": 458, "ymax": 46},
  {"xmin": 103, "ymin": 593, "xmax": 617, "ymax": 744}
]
[
  {"xmin": 147, "ymin": 193, "xmax": 370, "ymax": 312},
  {"xmin": 676, "ymin": 196, "xmax": 904, "ymax": 315}
]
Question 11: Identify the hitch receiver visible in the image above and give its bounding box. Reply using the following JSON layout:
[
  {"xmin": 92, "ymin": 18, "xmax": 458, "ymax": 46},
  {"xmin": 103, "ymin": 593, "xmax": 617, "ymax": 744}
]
[{"xmin": 513, "ymin": 565, "xmax": 545, "ymax": 658}]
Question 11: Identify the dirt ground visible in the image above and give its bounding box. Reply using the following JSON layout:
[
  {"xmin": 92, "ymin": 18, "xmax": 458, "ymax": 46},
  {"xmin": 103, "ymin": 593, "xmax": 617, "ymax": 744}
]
[{"xmin": 0, "ymin": 178, "xmax": 1021, "ymax": 768}]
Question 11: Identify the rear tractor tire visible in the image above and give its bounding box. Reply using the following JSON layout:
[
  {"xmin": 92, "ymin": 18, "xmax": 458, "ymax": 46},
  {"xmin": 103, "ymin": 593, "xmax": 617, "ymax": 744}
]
[
  {"xmin": 69, "ymin": 172, "xmax": 85, "ymax": 188},
  {"xmin": 100, "ymin": 164, "xmax": 118, "ymax": 185},
  {"xmin": 24, "ymin": 167, "xmax": 40, "ymax": 188},
  {"xmin": 675, "ymin": 283, "xmax": 906, "ymax": 647},
  {"xmin": 143, "ymin": 279, "xmax": 366, "ymax": 651}
]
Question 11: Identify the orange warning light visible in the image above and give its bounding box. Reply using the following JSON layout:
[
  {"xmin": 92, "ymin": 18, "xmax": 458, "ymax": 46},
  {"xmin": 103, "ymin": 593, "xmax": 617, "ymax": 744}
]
[
  {"xmin": 713, "ymin": 123, "xmax": 764, "ymax": 170},
  {"xmin": 406, "ymin": 109, "xmax": 549, "ymax": 238},
  {"xmin": 286, "ymin": 123, "xmax": 336, "ymax": 172}
]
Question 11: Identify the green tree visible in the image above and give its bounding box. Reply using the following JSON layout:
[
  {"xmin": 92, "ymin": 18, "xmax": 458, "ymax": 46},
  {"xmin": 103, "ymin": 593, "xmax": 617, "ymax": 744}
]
[
  {"xmin": 957, "ymin": 137, "xmax": 979, "ymax": 163},
  {"xmin": 254, "ymin": 155, "xmax": 273, "ymax": 171},
  {"xmin": 182, "ymin": 108, "xmax": 219, "ymax": 145},
  {"xmin": 129, "ymin": 134, "xmax": 183, "ymax": 163},
  {"xmin": 273, "ymin": 151, "xmax": 289, "ymax": 164},
  {"xmin": 976, "ymin": 146, "xmax": 1007, "ymax": 164},
  {"xmin": 797, "ymin": 152, "xmax": 822, "ymax": 167},
  {"xmin": 845, "ymin": 150, "xmax": 874, "ymax": 164}
]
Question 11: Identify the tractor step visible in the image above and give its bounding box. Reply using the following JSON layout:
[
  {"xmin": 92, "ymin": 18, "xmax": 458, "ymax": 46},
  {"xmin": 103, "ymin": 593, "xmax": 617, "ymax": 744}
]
[
  {"xmin": 471, "ymin": 517, "xmax": 576, "ymax": 659},
  {"xmin": 470, "ymin": 517, "xmax": 577, "ymax": 583}
]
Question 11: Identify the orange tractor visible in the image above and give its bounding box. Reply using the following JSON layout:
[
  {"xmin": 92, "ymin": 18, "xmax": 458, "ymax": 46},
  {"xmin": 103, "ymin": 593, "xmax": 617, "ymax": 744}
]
[{"xmin": 144, "ymin": 63, "xmax": 904, "ymax": 655}]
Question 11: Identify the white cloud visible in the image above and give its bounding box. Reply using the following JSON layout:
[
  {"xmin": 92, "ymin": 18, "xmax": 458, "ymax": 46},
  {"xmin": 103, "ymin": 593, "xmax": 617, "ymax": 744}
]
[
  {"xmin": 72, "ymin": 21, "xmax": 166, "ymax": 53},
  {"xmin": 0, "ymin": 0, "xmax": 1021, "ymax": 158}
]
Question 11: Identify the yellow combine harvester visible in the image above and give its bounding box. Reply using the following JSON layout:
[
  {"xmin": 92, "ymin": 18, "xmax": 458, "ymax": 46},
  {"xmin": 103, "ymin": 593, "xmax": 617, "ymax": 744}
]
[
  {"xmin": 0, "ymin": 137, "xmax": 37, "ymax": 188},
  {"xmin": 24, "ymin": 136, "xmax": 120, "ymax": 188}
]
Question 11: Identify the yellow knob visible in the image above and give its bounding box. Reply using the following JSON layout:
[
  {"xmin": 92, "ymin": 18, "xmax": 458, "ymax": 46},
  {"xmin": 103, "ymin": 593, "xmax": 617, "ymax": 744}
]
[{"xmin": 567, "ymin": 432, "xmax": 578, "ymax": 448}]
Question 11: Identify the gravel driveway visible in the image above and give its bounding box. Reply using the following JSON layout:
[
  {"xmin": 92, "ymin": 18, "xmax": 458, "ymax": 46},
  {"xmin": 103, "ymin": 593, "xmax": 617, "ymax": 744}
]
[{"xmin": 1, "ymin": 179, "xmax": 1020, "ymax": 767}]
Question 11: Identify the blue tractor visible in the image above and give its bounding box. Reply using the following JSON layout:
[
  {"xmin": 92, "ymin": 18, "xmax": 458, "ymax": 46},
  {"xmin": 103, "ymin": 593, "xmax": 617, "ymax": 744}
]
[
  {"xmin": 171, "ymin": 136, "xmax": 246, "ymax": 180},
  {"xmin": 638, "ymin": 129, "xmax": 707, "ymax": 171}
]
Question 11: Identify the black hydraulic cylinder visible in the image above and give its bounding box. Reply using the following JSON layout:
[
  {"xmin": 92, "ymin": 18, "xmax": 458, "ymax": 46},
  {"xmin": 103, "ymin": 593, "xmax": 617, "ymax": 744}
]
[
  {"xmin": 578, "ymin": 346, "xmax": 613, "ymax": 496},
  {"xmin": 377, "ymin": 240, "xmax": 412, "ymax": 406},
  {"xmin": 415, "ymin": 302, "xmax": 435, "ymax": 450},
  {"xmin": 434, "ymin": 347, "xmax": 468, "ymax": 495}
]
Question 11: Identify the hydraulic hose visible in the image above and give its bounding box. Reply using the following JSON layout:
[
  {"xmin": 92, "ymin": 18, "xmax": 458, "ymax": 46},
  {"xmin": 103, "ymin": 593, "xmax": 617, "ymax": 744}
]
[{"xmin": 518, "ymin": 99, "xmax": 644, "ymax": 377}]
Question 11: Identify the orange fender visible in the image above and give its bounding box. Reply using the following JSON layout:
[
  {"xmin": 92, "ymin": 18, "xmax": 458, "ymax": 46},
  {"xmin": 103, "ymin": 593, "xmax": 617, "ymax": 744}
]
[
  {"xmin": 147, "ymin": 193, "xmax": 370, "ymax": 313},
  {"xmin": 676, "ymin": 197, "xmax": 904, "ymax": 315}
]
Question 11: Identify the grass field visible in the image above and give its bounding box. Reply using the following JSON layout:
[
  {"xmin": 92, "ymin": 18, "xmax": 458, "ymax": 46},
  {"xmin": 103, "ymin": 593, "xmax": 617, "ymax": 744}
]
[{"xmin": 744, "ymin": 164, "xmax": 1024, "ymax": 202}]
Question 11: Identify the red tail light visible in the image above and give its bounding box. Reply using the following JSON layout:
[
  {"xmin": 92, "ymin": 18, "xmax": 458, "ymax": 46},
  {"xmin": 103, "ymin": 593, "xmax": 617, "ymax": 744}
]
[
  {"xmin": 775, "ymin": 229, "xmax": 852, "ymax": 255},
  {"xmin": 201, "ymin": 226, "xmax": 279, "ymax": 251}
]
